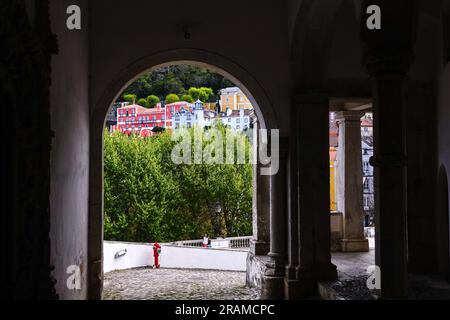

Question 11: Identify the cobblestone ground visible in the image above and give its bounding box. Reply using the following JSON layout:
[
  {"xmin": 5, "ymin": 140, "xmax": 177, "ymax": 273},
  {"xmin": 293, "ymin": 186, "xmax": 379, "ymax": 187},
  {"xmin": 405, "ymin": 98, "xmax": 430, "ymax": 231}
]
[{"xmin": 103, "ymin": 268, "xmax": 261, "ymax": 300}]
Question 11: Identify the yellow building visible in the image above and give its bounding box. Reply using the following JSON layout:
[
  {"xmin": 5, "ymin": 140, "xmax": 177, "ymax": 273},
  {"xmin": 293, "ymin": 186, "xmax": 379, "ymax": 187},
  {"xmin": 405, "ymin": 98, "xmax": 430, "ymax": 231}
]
[
  {"xmin": 203, "ymin": 102, "xmax": 217, "ymax": 111},
  {"xmin": 219, "ymin": 87, "xmax": 253, "ymax": 112},
  {"xmin": 330, "ymin": 147, "xmax": 337, "ymax": 211}
]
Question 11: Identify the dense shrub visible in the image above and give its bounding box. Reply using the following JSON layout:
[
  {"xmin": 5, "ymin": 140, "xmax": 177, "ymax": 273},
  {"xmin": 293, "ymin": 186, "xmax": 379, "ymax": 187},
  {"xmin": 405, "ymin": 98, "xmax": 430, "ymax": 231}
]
[{"xmin": 104, "ymin": 124, "xmax": 252, "ymax": 243}]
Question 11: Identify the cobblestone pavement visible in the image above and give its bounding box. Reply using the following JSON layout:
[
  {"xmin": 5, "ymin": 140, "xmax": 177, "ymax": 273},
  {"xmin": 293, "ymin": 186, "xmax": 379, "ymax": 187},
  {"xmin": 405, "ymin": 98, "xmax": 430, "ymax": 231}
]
[{"xmin": 103, "ymin": 268, "xmax": 261, "ymax": 300}]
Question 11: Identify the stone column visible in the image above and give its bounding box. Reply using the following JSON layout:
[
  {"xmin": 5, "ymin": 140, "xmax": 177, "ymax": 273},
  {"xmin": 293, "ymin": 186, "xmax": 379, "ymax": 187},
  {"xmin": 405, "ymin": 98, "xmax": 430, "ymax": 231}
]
[
  {"xmin": 284, "ymin": 102, "xmax": 300, "ymax": 298},
  {"xmin": 295, "ymin": 89, "xmax": 337, "ymax": 296},
  {"xmin": 360, "ymin": 0, "xmax": 417, "ymax": 299},
  {"xmin": 250, "ymin": 120, "xmax": 270, "ymax": 256},
  {"xmin": 335, "ymin": 111, "xmax": 369, "ymax": 252},
  {"xmin": 263, "ymin": 136, "xmax": 288, "ymax": 299},
  {"xmin": 371, "ymin": 76, "xmax": 408, "ymax": 299}
]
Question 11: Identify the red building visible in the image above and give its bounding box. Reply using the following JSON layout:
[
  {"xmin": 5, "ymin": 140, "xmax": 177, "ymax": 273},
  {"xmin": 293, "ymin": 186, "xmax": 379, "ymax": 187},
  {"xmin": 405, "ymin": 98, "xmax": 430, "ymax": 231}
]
[{"xmin": 111, "ymin": 101, "xmax": 193, "ymax": 137}]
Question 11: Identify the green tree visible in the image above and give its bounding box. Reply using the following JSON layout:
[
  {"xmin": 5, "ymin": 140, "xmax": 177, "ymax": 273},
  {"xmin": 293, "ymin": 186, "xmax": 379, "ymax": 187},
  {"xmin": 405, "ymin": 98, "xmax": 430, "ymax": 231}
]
[
  {"xmin": 188, "ymin": 87, "xmax": 201, "ymax": 100},
  {"xmin": 119, "ymin": 66, "xmax": 235, "ymax": 102},
  {"xmin": 146, "ymin": 95, "xmax": 160, "ymax": 108},
  {"xmin": 123, "ymin": 94, "xmax": 137, "ymax": 104},
  {"xmin": 165, "ymin": 93, "xmax": 180, "ymax": 104},
  {"xmin": 181, "ymin": 94, "xmax": 194, "ymax": 103},
  {"xmin": 199, "ymin": 87, "xmax": 213, "ymax": 102},
  {"xmin": 137, "ymin": 98, "xmax": 149, "ymax": 107},
  {"xmin": 103, "ymin": 123, "xmax": 253, "ymax": 242},
  {"xmin": 188, "ymin": 87, "xmax": 214, "ymax": 102}
]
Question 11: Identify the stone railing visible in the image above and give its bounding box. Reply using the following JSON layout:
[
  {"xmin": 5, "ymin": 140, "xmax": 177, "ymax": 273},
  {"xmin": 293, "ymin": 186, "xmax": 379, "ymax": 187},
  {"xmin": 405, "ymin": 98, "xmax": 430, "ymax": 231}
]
[
  {"xmin": 229, "ymin": 236, "xmax": 251, "ymax": 248},
  {"xmin": 171, "ymin": 236, "xmax": 252, "ymax": 249},
  {"xmin": 172, "ymin": 239, "xmax": 204, "ymax": 247}
]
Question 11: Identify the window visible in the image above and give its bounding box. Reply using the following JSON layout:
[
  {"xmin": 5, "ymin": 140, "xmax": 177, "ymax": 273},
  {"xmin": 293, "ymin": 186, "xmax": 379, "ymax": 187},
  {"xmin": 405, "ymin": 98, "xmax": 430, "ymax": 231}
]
[
  {"xmin": 244, "ymin": 118, "xmax": 248, "ymax": 123},
  {"xmin": 236, "ymin": 119, "xmax": 240, "ymax": 124},
  {"xmin": 236, "ymin": 125, "xmax": 240, "ymax": 129},
  {"xmin": 363, "ymin": 179, "xmax": 370, "ymax": 191},
  {"xmin": 228, "ymin": 118, "xmax": 231, "ymax": 123}
]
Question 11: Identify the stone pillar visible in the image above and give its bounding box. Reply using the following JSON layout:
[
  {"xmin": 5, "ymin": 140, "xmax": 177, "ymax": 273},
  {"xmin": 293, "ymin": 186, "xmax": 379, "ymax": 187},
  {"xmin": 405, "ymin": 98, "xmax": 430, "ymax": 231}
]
[
  {"xmin": 360, "ymin": 0, "xmax": 417, "ymax": 299},
  {"xmin": 371, "ymin": 76, "xmax": 408, "ymax": 299},
  {"xmin": 335, "ymin": 111, "xmax": 369, "ymax": 252},
  {"xmin": 250, "ymin": 120, "xmax": 270, "ymax": 256},
  {"xmin": 263, "ymin": 136, "xmax": 288, "ymax": 299},
  {"xmin": 295, "ymin": 89, "xmax": 337, "ymax": 296},
  {"xmin": 285, "ymin": 103, "xmax": 300, "ymax": 299}
]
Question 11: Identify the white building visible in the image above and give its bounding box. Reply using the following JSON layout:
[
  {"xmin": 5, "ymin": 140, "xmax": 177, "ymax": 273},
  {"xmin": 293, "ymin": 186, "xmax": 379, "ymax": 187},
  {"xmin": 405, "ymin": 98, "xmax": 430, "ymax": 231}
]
[
  {"xmin": 362, "ymin": 136, "xmax": 374, "ymax": 215},
  {"xmin": 172, "ymin": 99, "xmax": 254, "ymax": 132}
]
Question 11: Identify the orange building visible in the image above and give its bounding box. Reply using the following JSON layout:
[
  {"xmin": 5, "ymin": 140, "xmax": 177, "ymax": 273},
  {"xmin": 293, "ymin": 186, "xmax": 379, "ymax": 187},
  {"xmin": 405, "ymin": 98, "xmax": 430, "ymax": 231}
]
[{"xmin": 219, "ymin": 87, "xmax": 253, "ymax": 112}]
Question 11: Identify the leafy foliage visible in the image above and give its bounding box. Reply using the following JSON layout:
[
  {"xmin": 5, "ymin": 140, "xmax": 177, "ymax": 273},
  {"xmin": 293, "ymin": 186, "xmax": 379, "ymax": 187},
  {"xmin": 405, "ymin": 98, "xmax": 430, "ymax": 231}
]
[
  {"xmin": 137, "ymin": 98, "xmax": 149, "ymax": 107},
  {"xmin": 188, "ymin": 87, "xmax": 214, "ymax": 102},
  {"xmin": 103, "ymin": 124, "xmax": 253, "ymax": 243},
  {"xmin": 146, "ymin": 95, "xmax": 160, "ymax": 108},
  {"xmin": 181, "ymin": 94, "xmax": 194, "ymax": 103},
  {"xmin": 165, "ymin": 93, "xmax": 180, "ymax": 104},
  {"xmin": 119, "ymin": 65, "xmax": 234, "ymax": 103},
  {"xmin": 123, "ymin": 94, "xmax": 137, "ymax": 104}
]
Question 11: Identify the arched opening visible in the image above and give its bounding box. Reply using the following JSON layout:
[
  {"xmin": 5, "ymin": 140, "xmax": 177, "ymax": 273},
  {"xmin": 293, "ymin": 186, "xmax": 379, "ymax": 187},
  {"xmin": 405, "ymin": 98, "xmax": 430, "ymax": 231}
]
[
  {"xmin": 437, "ymin": 165, "xmax": 450, "ymax": 280},
  {"xmin": 88, "ymin": 52, "xmax": 275, "ymax": 299}
]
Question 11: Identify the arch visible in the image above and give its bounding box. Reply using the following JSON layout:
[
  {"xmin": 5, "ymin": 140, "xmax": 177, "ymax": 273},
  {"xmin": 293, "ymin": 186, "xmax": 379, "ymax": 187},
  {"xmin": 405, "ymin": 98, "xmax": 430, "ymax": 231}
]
[
  {"xmin": 92, "ymin": 48, "xmax": 277, "ymax": 131},
  {"xmin": 437, "ymin": 165, "xmax": 450, "ymax": 279},
  {"xmin": 88, "ymin": 48, "xmax": 276, "ymax": 298},
  {"xmin": 289, "ymin": 0, "xmax": 346, "ymax": 86}
]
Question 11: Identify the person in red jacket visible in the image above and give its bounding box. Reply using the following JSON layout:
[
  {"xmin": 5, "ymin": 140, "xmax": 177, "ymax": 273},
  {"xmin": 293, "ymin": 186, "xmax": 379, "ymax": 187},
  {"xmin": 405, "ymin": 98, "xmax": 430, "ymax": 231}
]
[{"xmin": 153, "ymin": 242, "xmax": 161, "ymax": 269}]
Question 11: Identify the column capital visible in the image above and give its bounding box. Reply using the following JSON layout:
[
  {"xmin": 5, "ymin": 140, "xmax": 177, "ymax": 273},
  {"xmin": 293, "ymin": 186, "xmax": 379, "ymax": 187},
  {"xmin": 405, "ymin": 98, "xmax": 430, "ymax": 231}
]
[
  {"xmin": 360, "ymin": 0, "xmax": 418, "ymax": 77},
  {"xmin": 293, "ymin": 87, "xmax": 330, "ymax": 105},
  {"xmin": 334, "ymin": 110, "xmax": 366, "ymax": 122},
  {"xmin": 363, "ymin": 51, "xmax": 414, "ymax": 77}
]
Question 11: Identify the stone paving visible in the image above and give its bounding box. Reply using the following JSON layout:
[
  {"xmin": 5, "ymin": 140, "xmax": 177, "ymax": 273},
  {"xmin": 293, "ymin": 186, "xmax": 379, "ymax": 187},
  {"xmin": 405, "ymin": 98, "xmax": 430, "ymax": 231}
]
[
  {"xmin": 103, "ymin": 268, "xmax": 261, "ymax": 300},
  {"xmin": 326, "ymin": 249, "xmax": 376, "ymax": 300}
]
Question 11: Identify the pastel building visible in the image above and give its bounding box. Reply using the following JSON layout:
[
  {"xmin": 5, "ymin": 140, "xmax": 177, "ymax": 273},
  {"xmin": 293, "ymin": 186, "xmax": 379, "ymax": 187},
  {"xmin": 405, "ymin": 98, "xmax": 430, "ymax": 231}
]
[
  {"xmin": 172, "ymin": 100, "xmax": 254, "ymax": 132},
  {"xmin": 219, "ymin": 87, "xmax": 253, "ymax": 112},
  {"xmin": 111, "ymin": 101, "xmax": 193, "ymax": 136}
]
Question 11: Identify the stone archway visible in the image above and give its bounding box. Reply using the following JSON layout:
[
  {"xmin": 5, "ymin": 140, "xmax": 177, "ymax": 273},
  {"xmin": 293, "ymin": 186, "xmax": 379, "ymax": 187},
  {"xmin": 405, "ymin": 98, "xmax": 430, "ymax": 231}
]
[
  {"xmin": 88, "ymin": 49, "xmax": 277, "ymax": 299},
  {"xmin": 437, "ymin": 165, "xmax": 450, "ymax": 279}
]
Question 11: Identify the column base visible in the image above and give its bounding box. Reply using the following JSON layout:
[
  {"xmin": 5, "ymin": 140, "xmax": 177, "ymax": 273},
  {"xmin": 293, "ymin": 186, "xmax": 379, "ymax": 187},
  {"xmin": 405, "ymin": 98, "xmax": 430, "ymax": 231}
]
[
  {"xmin": 341, "ymin": 238, "xmax": 369, "ymax": 252},
  {"xmin": 295, "ymin": 263, "xmax": 338, "ymax": 298},
  {"xmin": 250, "ymin": 239, "xmax": 270, "ymax": 256},
  {"xmin": 261, "ymin": 275, "xmax": 284, "ymax": 300},
  {"xmin": 284, "ymin": 278, "xmax": 302, "ymax": 299}
]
